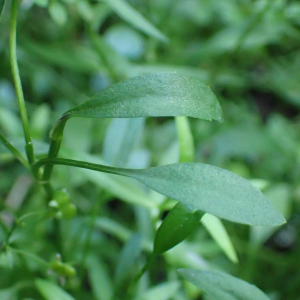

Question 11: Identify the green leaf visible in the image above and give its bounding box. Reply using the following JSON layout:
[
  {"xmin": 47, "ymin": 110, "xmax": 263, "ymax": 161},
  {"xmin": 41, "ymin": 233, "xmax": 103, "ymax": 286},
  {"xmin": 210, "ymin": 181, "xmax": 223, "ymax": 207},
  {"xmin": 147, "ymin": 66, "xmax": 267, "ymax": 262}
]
[
  {"xmin": 0, "ymin": 0, "xmax": 5, "ymax": 20},
  {"xmin": 128, "ymin": 163, "xmax": 285, "ymax": 226},
  {"xmin": 64, "ymin": 73, "xmax": 223, "ymax": 121},
  {"xmin": 178, "ymin": 269, "xmax": 270, "ymax": 300},
  {"xmin": 153, "ymin": 203, "xmax": 203, "ymax": 254},
  {"xmin": 201, "ymin": 214, "xmax": 238, "ymax": 263},
  {"xmin": 35, "ymin": 279, "xmax": 76, "ymax": 300},
  {"xmin": 103, "ymin": 0, "xmax": 168, "ymax": 42},
  {"xmin": 87, "ymin": 255, "xmax": 113, "ymax": 300},
  {"xmin": 114, "ymin": 233, "xmax": 143, "ymax": 287},
  {"xmin": 136, "ymin": 281, "xmax": 180, "ymax": 300},
  {"xmin": 103, "ymin": 118, "xmax": 145, "ymax": 167},
  {"xmin": 175, "ymin": 116, "xmax": 195, "ymax": 163}
]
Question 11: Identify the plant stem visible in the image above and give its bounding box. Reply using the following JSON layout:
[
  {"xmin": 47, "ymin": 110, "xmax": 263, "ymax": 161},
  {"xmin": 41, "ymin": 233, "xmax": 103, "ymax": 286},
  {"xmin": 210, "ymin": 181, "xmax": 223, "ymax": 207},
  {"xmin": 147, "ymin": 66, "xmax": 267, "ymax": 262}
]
[
  {"xmin": 34, "ymin": 157, "xmax": 135, "ymax": 179},
  {"xmin": 7, "ymin": 246, "xmax": 49, "ymax": 267},
  {"xmin": 9, "ymin": 0, "xmax": 34, "ymax": 164},
  {"xmin": 0, "ymin": 132, "xmax": 30, "ymax": 169}
]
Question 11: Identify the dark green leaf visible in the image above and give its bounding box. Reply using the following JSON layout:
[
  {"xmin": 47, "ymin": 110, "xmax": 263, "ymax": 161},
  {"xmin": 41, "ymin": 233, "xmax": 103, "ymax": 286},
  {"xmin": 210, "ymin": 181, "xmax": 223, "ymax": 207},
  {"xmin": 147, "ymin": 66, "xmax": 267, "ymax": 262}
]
[
  {"xmin": 0, "ymin": 0, "xmax": 5, "ymax": 19},
  {"xmin": 153, "ymin": 203, "xmax": 204, "ymax": 254},
  {"xmin": 127, "ymin": 163, "xmax": 285, "ymax": 226},
  {"xmin": 178, "ymin": 269, "xmax": 270, "ymax": 300},
  {"xmin": 64, "ymin": 73, "xmax": 223, "ymax": 121},
  {"xmin": 103, "ymin": 0, "xmax": 168, "ymax": 42}
]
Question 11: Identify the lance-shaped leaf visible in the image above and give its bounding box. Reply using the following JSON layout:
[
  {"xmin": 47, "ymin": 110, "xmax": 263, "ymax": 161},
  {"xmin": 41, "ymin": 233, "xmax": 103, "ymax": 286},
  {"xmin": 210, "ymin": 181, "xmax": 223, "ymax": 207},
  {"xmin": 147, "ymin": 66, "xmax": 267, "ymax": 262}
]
[
  {"xmin": 127, "ymin": 163, "xmax": 285, "ymax": 226},
  {"xmin": 178, "ymin": 269, "xmax": 270, "ymax": 300},
  {"xmin": 153, "ymin": 203, "xmax": 204, "ymax": 254},
  {"xmin": 63, "ymin": 73, "xmax": 223, "ymax": 121},
  {"xmin": 34, "ymin": 159, "xmax": 285, "ymax": 226},
  {"xmin": 0, "ymin": 0, "xmax": 5, "ymax": 20}
]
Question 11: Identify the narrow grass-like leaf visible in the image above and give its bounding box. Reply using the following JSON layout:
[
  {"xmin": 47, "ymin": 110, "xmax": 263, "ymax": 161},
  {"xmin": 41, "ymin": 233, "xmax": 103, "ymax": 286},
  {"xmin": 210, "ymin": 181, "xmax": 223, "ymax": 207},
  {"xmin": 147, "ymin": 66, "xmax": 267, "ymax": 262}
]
[
  {"xmin": 178, "ymin": 269, "xmax": 270, "ymax": 300},
  {"xmin": 35, "ymin": 279, "xmax": 76, "ymax": 300},
  {"xmin": 103, "ymin": 0, "xmax": 168, "ymax": 42},
  {"xmin": 175, "ymin": 116, "xmax": 195, "ymax": 163},
  {"xmin": 201, "ymin": 214, "xmax": 238, "ymax": 263},
  {"xmin": 64, "ymin": 73, "xmax": 223, "ymax": 121},
  {"xmin": 35, "ymin": 158, "xmax": 285, "ymax": 226},
  {"xmin": 0, "ymin": 0, "xmax": 5, "ymax": 19},
  {"xmin": 115, "ymin": 233, "xmax": 143, "ymax": 287},
  {"xmin": 153, "ymin": 203, "xmax": 203, "ymax": 254}
]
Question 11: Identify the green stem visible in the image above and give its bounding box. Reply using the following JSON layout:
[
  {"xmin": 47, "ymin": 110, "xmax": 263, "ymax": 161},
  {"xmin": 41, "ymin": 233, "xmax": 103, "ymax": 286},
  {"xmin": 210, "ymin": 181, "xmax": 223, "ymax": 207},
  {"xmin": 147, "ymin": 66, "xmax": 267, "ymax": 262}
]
[
  {"xmin": 9, "ymin": 0, "xmax": 34, "ymax": 164},
  {"xmin": 7, "ymin": 246, "xmax": 49, "ymax": 267},
  {"xmin": 34, "ymin": 157, "xmax": 134, "ymax": 180},
  {"xmin": 0, "ymin": 132, "xmax": 30, "ymax": 169},
  {"xmin": 42, "ymin": 114, "xmax": 70, "ymax": 182}
]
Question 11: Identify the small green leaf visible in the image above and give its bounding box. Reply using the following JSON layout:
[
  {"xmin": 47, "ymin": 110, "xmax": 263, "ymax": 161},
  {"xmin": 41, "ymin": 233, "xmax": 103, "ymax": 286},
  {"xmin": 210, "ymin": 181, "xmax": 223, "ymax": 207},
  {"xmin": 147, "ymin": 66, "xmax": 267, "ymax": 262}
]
[
  {"xmin": 175, "ymin": 116, "xmax": 195, "ymax": 163},
  {"xmin": 35, "ymin": 279, "xmax": 76, "ymax": 300},
  {"xmin": 201, "ymin": 214, "xmax": 238, "ymax": 263},
  {"xmin": 153, "ymin": 203, "xmax": 203, "ymax": 254},
  {"xmin": 103, "ymin": 0, "xmax": 168, "ymax": 42},
  {"xmin": 178, "ymin": 269, "xmax": 270, "ymax": 300},
  {"xmin": 128, "ymin": 163, "xmax": 285, "ymax": 226},
  {"xmin": 64, "ymin": 73, "xmax": 223, "ymax": 121},
  {"xmin": 0, "ymin": 0, "xmax": 6, "ymax": 20}
]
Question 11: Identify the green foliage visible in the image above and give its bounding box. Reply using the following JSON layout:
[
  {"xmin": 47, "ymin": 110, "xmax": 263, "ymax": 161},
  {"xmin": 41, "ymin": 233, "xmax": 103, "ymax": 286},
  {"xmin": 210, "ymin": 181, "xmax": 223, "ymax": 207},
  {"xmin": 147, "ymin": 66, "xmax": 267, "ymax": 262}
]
[{"xmin": 0, "ymin": 0, "xmax": 299, "ymax": 299}]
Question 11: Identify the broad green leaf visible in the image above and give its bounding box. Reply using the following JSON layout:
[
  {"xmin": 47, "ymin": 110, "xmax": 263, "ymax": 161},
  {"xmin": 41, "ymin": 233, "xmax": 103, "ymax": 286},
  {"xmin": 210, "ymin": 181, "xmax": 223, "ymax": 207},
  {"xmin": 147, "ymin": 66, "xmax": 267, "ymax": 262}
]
[
  {"xmin": 178, "ymin": 269, "xmax": 270, "ymax": 300},
  {"xmin": 115, "ymin": 233, "xmax": 143, "ymax": 287},
  {"xmin": 126, "ymin": 163, "xmax": 285, "ymax": 226},
  {"xmin": 103, "ymin": 0, "xmax": 168, "ymax": 42},
  {"xmin": 175, "ymin": 116, "xmax": 195, "ymax": 163},
  {"xmin": 0, "ymin": 0, "xmax": 5, "ymax": 20},
  {"xmin": 64, "ymin": 73, "xmax": 223, "ymax": 121},
  {"xmin": 87, "ymin": 255, "xmax": 113, "ymax": 300},
  {"xmin": 201, "ymin": 214, "xmax": 238, "ymax": 263},
  {"xmin": 49, "ymin": 2, "xmax": 68, "ymax": 26},
  {"xmin": 35, "ymin": 279, "xmax": 76, "ymax": 300},
  {"xmin": 153, "ymin": 203, "xmax": 203, "ymax": 254},
  {"xmin": 136, "ymin": 281, "xmax": 180, "ymax": 300}
]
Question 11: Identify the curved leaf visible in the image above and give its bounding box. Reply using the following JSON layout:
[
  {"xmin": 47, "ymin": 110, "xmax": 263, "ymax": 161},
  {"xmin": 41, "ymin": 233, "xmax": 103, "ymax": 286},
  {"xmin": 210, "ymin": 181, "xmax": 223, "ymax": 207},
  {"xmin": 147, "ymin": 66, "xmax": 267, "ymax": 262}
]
[
  {"xmin": 128, "ymin": 163, "xmax": 285, "ymax": 226},
  {"xmin": 178, "ymin": 269, "xmax": 270, "ymax": 300},
  {"xmin": 64, "ymin": 73, "xmax": 223, "ymax": 121},
  {"xmin": 153, "ymin": 203, "xmax": 203, "ymax": 254},
  {"xmin": 103, "ymin": 0, "xmax": 167, "ymax": 42},
  {"xmin": 35, "ymin": 279, "xmax": 76, "ymax": 300}
]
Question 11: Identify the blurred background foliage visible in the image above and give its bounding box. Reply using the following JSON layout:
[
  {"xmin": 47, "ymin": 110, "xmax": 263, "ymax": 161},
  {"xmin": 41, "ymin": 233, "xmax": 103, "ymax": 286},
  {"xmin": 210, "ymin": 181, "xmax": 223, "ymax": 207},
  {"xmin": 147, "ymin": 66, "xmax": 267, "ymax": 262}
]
[{"xmin": 1, "ymin": 0, "xmax": 300, "ymax": 299}]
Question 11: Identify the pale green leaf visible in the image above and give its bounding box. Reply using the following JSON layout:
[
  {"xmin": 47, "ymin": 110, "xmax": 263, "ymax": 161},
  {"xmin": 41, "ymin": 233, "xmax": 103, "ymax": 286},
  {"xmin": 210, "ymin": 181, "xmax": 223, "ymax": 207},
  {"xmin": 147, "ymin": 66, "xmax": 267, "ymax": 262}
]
[
  {"xmin": 103, "ymin": 0, "xmax": 168, "ymax": 42},
  {"xmin": 35, "ymin": 279, "xmax": 76, "ymax": 300},
  {"xmin": 126, "ymin": 163, "xmax": 285, "ymax": 226},
  {"xmin": 136, "ymin": 281, "xmax": 181, "ymax": 300},
  {"xmin": 175, "ymin": 116, "xmax": 195, "ymax": 163},
  {"xmin": 87, "ymin": 255, "xmax": 113, "ymax": 300},
  {"xmin": 64, "ymin": 73, "xmax": 223, "ymax": 121},
  {"xmin": 178, "ymin": 269, "xmax": 270, "ymax": 300},
  {"xmin": 201, "ymin": 214, "xmax": 238, "ymax": 263},
  {"xmin": 115, "ymin": 233, "xmax": 143, "ymax": 287}
]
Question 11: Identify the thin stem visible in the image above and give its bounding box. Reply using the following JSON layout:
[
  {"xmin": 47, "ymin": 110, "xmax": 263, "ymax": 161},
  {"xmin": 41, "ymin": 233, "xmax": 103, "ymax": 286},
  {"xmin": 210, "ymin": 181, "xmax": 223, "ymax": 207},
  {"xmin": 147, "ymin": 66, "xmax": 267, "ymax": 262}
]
[
  {"xmin": 34, "ymin": 157, "xmax": 135, "ymax": 180},
  {"xmin": 7, "ymin": 246, "xmax": 49, "ymax": 267},
  {"xmin": 0, "ymin": 132, "xmax": 30, "ymax": 169},
  {"xmin": 9, "ymin": 0, "xmax": 34, "ymax": 164}
]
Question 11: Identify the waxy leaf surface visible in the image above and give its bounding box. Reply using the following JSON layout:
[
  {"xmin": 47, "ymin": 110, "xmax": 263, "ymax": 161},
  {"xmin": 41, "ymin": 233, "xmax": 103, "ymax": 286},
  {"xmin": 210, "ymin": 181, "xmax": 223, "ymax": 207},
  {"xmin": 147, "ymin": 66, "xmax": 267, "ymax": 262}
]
[
  {"xmin": 178, "ymin": 269, "xmax": 270, "ymax": 300},
  {"xmin": 127, "ymin": 163, "xmax": 285, "ymax": 226},
  {"xmin": 64, "ymin": 73, "xmax": 223, "ymax": 121}
]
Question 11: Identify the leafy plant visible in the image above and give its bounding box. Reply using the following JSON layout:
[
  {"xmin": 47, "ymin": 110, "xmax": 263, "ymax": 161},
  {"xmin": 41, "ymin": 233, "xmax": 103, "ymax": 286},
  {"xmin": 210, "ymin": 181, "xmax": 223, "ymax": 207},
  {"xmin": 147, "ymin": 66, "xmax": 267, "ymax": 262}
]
[{"xmin": 1, "ymin": 0, "xmax": 299, "ymax": 299}]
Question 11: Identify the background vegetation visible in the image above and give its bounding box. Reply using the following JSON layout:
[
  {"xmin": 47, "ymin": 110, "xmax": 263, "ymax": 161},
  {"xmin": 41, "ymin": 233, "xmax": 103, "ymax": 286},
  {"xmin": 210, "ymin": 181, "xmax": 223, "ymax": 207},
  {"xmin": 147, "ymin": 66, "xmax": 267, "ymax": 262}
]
[{"xmin": 1, "ymin": 0, "xmax": 300, "ymax": 299}]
